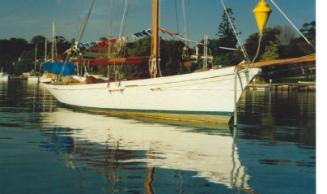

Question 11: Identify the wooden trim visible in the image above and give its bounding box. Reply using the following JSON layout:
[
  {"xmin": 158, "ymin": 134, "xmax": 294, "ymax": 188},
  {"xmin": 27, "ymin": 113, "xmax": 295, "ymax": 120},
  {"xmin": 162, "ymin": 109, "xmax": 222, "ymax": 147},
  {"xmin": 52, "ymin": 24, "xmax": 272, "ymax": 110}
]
[{"xmin": 238, "ymin": 54, "xmax": 316, "ymax": 69}]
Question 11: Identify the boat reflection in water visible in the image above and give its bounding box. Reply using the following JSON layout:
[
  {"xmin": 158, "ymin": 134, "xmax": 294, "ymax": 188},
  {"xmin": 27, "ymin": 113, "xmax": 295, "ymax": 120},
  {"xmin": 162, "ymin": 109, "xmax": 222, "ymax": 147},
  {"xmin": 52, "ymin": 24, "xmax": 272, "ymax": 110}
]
[{"xmin": 41, "ymin": 108, "xmax": 251, "ymax": 193}]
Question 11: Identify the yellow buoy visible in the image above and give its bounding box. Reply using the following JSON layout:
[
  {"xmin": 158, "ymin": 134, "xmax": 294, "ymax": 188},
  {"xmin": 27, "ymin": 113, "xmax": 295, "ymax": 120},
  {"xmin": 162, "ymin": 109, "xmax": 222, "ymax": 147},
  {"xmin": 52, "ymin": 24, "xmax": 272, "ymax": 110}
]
[{"xmin": 253, "ymin": 0, "xmax": 272, "ymax": 34}]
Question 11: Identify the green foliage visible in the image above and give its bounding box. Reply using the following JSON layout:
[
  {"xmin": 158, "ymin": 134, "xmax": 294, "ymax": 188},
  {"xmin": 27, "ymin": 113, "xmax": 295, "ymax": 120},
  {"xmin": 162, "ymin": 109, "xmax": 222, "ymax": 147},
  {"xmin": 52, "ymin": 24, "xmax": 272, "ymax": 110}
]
[
  {"xmin": 0, "ymin": 35, "xmax": 72, "ymax": 75},
  {"xmin": 258, "ymin": 22, "xmax": 315, "ymax": 82},
  {"xmin": 123, "ymin": 38, "xmax": 184, "ymax": 76},
  {"xmin": 55, "ymin": 36, "xmax": 71, "ymax": 57},
  {"xmin": 281, "ymin": 21, "xmax": 315, "ymax": 58},
  {"xmin": 277, "ymin": 25, "xmax": 296, "ymax": 45},
  {"xmin": 261, "ymin": 41, "xmax": 279, "ymax": 61},
  {"xmin": 300, "ymin": 21, "xmax": 315, "ymax": 44},
  {"xmin": 12, "ymin": 50, "xmax": 35, "ymax": 75},
  {"xmin": 244, "ymin": 27, "xmax": 281, "ymax": 61},
  {"xmin": 212, "ymin": 8, "xmax": 243, "ymax": 66},
  {"xmin": 208, "ymin": 39, "xmax": 220, "ymax": 56},
  {"xmin": 125, "ymin": 37, "xmax": 151, "ymax": 56},
  {"xmin": 31, "ymin": 35, "xmax": 46, "ymax": 45},
  {"xmin": 216, "ymin": 8, "xmax": 238, "ymax": 50},
  {"xmin": 160, "ymin": 39, "xmax": 184, "ymax": 75},
  {"xmin": 213, "ymin": 51, "xmax": 243, "ymax": 67},
  {"xmin": 0, "ymin": 38, "xmax": 30, "ymax": 73}
]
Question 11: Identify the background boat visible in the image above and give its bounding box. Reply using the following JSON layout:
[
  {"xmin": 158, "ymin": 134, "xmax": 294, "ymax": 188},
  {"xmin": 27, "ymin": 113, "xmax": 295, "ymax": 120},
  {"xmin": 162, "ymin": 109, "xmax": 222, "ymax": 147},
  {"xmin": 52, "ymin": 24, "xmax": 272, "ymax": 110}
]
[{"xmin": 0, "ymin": 72, "xmax": 8, "ymax": 82}]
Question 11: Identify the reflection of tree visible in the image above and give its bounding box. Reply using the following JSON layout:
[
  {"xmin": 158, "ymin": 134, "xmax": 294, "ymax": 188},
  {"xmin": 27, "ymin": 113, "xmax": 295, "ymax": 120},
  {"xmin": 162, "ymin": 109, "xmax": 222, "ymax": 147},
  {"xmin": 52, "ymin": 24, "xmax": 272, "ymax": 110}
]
[{"xmin": 238, "ymin": 90, "xmax": 315, "ymax": 146}]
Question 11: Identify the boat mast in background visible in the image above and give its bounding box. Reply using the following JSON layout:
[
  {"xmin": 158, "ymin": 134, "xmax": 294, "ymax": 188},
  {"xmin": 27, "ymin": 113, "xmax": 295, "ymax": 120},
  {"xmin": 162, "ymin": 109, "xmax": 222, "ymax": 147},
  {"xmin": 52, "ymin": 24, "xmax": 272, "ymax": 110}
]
[
  {"xmin": 34, "ymin": 44, "xmax": 38, "ymax": 73},
  {"xmin": 51, "ymin": 22, "xmax": 57, "ymax": 62},
  {"xmin": 203, "ymin": 35, "xmax": 208, "ymax": 69},
  {"xmin": 44, "ymin": 39, "xmax": 48, "ymax": 62}
]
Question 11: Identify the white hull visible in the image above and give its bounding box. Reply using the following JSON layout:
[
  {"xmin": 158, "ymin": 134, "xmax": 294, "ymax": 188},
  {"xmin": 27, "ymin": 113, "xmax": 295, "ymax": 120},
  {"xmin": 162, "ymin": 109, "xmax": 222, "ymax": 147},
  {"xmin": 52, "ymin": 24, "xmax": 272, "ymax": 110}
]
[
  {"xmin": 27, "ymin": 76, "xmax": 39, "ymax": 82},
  {"xmin": 42, "ymin": 67, "xmax": 260, "ymax": 122},
  {"xmin": 0, "ymin": 73, "xmax": 8, "ymax": 82},
  {"xmin": 27, "ymin": 76, "xmax": 52, "ymax": 84}
]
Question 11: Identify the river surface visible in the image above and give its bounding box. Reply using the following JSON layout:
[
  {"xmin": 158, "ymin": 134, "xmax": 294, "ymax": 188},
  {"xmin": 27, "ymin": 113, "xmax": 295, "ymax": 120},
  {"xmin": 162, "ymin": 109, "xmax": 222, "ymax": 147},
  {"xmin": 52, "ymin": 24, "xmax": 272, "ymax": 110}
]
[{"xmin": 0, "ymin": 80, "xmax": 315, "ymax": 194}]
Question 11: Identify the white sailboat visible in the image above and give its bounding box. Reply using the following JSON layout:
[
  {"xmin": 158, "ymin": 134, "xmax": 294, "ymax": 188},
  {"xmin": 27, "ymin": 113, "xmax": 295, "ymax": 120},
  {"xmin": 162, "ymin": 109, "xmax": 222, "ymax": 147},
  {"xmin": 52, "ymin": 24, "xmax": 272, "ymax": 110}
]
[
  {"xmin": 42, "ymin": 0, "xmax": 265, "ymax": 126},
  {"xmin": 0, "ymin": 68, "xmax": 8, "ymax": 81},
  {"xmin": 0, "ymin": 72, "xmax": 8, "ymax": 82},
  {"xmin": 37, "ymin": 22, "xmax": 60, "ymax": 84},
  {"xmin": 43, "ymin": 66, "xmax": 259, "ymax": 125},
  {"xmin": 27, "ymin": 43, "xmax": 40, "ymax": 83}
]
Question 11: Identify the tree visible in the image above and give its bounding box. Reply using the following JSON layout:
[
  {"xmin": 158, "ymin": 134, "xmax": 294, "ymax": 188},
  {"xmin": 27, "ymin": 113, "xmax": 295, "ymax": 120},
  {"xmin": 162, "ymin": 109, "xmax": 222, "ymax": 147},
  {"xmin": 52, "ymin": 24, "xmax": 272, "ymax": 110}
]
[
  {"xmin": 0, "ymin": 38, "xmax": 30, "ymax": 73},
  {"xmin": 160, "ymin": 39, "xmax": 184, "ymax": 75},
  {"xmin": 214, "ymin": 8, "xmax": 243, "ymax": 66},
  {"xmin": 244, "ymin": 27, "xmax": 281, "ymax": 61},
  {"xmin": 300, "ymin": 21, "xmax": 315, "ymax": 44},
  {"xmin": 125, "ymin": 37, "xmax": 151, "ymax": 57},
  {"xmin": 55, "ymin": 36, "xmax": 70, "ymax": 56},
  {"xmin": 213, "ymin": 51, "xmax": 242, "ymax": 67},
  {"xmin": 216, "ymin": 8, "xmax": 238, "ymax": 50},
  {"xmin": 30, "ymin": 35, "xmax": 48, "ymax": 61},
  {"xmin": 278, "ymin": 25, "xmax": 296, "ymax": 45},
  {"xmin": 283, "ymin": 21, "xmax": 315, "ymax": 57},
  {"xmin": 12, "ymin": 50, "xmax": 35, "ymax": 75},
  {"xmin": 123, "ymin": 38, "xmax": 184, "ymax": 76},
  {"xmin": 261, "ymin": 41, "xmax": 279, "ymax": 60},
  {"xmin": 31, "ymin": 35, "xmax": 46, "ymax": 46}
]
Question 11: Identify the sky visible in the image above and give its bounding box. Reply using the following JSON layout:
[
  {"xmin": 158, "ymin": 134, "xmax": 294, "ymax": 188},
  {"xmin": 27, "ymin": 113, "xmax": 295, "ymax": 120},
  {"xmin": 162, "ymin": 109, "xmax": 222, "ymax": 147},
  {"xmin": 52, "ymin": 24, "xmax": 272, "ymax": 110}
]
[{"xmin": 0, "ymin": 0, "xmax": 315, "ymax": 43}]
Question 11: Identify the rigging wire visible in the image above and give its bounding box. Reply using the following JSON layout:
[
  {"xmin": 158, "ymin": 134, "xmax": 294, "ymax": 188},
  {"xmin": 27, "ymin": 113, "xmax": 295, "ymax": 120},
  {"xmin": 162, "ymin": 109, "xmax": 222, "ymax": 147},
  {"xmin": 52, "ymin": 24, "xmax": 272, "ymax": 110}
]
[
  {"xmin": 107, "ymin": 0, "xmax": 113, "ymax": 85},
  {"xmin": 119, "ymin": 0, "xmax": 129, "ymax": 39},
  {"xmin": 59, "ymin": 0, "xmax": 96, "ymax": 79},
  {"xmin": 158, "ymin": 0, "xmax": 162, "ymax": 77},
  {"xmin": 181, "ymin": 0, "xmax": 188, "ymax": 47},
  {"xmin": 269, "ymin": 0, "xmax": 314, "ymax": 49},
  {"xmin": 220, "ymin": 0, "xmax": 250, "ymax": 62},
  {"xmin": 174, "ymin": 0, "xmax": 180, "ymax": 34},
  {"xmin": 108, "ymin": 0, "xmax": 113, "ymax": 57},
  {"xmin": 77, "ymin": 0, "xmax": 96, "ymax": 44},
  {"xmin": 250, "ymin": 34, "xmax": 263, "ymax": 65},
  {"xmin": 114, "ymin": 0, "xmax": 129, "ymax": 81}
]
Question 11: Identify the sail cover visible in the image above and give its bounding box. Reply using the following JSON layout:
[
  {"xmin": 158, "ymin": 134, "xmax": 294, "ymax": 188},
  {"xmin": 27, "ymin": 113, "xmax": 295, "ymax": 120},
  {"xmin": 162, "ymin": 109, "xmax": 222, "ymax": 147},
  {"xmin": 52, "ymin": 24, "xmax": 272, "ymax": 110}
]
[{"xmin": 42, "ymin": 62, "xmax": 76, "ymax": 76}]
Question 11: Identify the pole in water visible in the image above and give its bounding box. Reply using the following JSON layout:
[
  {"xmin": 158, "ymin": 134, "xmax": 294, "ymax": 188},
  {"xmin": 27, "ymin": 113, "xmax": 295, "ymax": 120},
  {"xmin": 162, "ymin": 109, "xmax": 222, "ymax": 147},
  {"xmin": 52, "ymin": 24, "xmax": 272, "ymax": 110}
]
[{"xmin": 233, "ymin": 68, "xmax": 238, "ymax": 127}]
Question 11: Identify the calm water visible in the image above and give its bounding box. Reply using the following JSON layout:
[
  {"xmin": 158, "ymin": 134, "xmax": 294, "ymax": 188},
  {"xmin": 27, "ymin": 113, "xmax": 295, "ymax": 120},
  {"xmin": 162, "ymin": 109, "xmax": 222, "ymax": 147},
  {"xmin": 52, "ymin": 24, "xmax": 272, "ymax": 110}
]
[{"xmin": 0, "ymin": 81, "xmax": 315, "ymax": 194}]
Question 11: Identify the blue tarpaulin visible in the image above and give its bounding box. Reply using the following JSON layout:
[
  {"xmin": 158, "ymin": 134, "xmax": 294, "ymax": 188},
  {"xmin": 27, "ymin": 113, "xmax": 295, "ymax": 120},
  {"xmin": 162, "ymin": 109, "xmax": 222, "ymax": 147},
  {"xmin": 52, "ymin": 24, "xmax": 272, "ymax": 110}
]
[{"xmin": 41, "ymin": 62, "xmax": 76, "ymax": 76}]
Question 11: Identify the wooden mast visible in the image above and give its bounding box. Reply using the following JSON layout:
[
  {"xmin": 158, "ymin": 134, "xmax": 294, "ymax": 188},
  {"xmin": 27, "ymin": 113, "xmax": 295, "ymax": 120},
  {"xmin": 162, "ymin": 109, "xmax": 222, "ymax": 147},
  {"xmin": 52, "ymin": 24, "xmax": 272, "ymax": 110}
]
[{"xmin": 150, "ymin": 0, "xmax": 159, "ymax": 78}]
